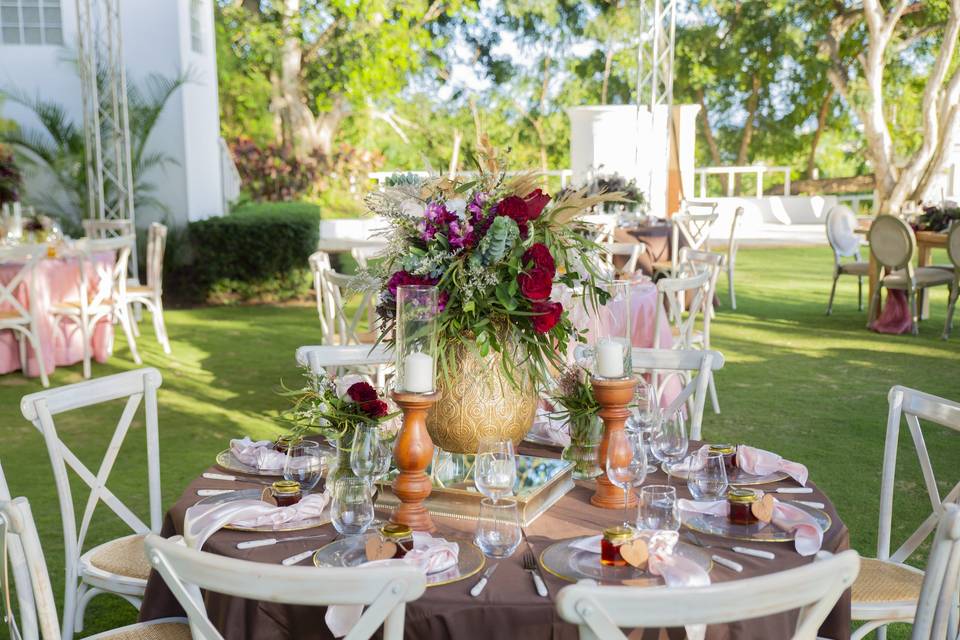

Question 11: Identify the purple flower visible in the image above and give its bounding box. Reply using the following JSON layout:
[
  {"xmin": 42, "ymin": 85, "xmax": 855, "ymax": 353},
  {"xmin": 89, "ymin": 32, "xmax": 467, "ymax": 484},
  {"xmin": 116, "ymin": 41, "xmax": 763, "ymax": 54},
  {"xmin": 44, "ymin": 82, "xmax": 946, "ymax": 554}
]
[{"xmin": 448, "ymin": 217, "xmax": 474, "ymax": 249}]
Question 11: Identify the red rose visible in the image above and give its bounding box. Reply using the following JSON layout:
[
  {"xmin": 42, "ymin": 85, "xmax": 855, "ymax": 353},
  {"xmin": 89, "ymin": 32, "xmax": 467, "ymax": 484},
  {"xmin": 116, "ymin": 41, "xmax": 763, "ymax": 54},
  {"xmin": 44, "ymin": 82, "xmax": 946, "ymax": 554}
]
[
  {"xmin": 518, "ymin": 266, "xmax": 554, "ymax": 300},
  {"xmin": 347, "ymin": 381, "xmax": 378, "ymax": 404},
  {"xmin": 530, "ymin": 301, "xmax": 563, "ymax": 333},
  {"xmin": 523, "ymin": 189, "xmax": 551, "ymax": 220},
  {"xmin": 361, "ymin": 399, "xmax": 389, "ymax": 418},
  {"xmin": 496, "ymin": 195, "xmax": 529, "ymax": 224},
  {"xmin": 522, "ymin": 243, "xmax": 556, "ymax": 276}
]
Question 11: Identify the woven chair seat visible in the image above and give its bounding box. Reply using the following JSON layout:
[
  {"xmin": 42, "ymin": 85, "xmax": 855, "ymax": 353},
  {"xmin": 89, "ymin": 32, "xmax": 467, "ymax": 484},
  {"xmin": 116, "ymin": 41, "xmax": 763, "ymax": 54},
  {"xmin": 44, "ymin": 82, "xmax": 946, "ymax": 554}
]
[
  {"xmin": 852, "ymin": 558, "xmax": 924, "ymax": 605},
  {"xmin": 881, "ymin": 267, "xmax": 954, "ymax": 289},
  {"xmin": 88, "ymin": 534, "xmax": 152, "ymax": 581},
  {"xmin": 0, "ymin": 310, "xmax": 26, "ymax": 321},
  {"xmin": 99, "ymin": 621, "xmax": 191, "ymax": 640},
  {"xmin": 652, "ymin": 259, "xmax": 672, "ymax": 272},
  {"xmin": 126, "ymin": 284, "xmax": 153, "ymax": 295},
  {"xmin": 838, "ymin": 261, "xmax": 870, "ymax": 276}
]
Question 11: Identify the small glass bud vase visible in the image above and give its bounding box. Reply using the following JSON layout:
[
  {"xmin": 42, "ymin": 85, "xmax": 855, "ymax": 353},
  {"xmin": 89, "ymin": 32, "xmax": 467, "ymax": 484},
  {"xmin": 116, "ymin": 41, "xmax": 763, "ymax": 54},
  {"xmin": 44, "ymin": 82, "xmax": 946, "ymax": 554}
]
[
  {"xmin": 395, "ymin": 285, "xmax": 439, "ymax": 394},
  {"xmin": 592, "ymin": 280, "xmax": 632, "ymax": 380}
]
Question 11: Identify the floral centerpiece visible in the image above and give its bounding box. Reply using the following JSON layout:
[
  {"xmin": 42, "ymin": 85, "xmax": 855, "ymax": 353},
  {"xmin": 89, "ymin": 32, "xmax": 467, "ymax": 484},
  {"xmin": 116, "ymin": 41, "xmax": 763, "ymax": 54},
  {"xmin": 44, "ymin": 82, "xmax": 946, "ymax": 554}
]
[
  {"xmin": 0, "ymin": 144, "xmax": 22, "ymax": 207},
  {"xmin": 549, "ymin": 365, "xmax": 603, "ymax": 479},
  {"xmin": 367, "ymin": 138, "xmax": 621, "ymax": 452}
]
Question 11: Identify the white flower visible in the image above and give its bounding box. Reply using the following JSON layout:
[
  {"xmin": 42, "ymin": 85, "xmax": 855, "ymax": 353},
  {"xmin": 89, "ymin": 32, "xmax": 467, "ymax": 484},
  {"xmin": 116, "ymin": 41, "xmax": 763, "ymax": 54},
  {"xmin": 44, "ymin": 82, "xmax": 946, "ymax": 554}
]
[
  {"xmin": 400, "ymin": 200, "xmax": 426, "ymax": 218},
  {"xmin": 335, "ymin": 374, "xmax": 373, "ymax": 400},
  {"xmin": 447, "ymin": 198, "xmax": 466, "ymax": 216}
]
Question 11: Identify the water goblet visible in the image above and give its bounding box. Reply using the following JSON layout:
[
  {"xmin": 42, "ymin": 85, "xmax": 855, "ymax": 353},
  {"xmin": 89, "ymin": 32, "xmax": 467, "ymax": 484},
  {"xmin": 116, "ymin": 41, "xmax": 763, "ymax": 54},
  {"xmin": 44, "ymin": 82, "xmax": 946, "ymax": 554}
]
[
  {"xmin": 330, "ymin": 477, "xmax": 374, "ymax": 536},
  {"xmin": 638, "ymin": 484, "xmax": 680, "ymax": 531},
  {"xmin": 650, "ymin": 407, "xmax": 689, "ymax": 475},
  {"xmin": 605, "ymin": 429, "xmax": 648, "ymax": 527},
  {"xmin": 475, "ymin": 498, "xmax": 522, "ymax": 558},
  {"xmin": 687, "ymin": 451, "xmax": 729, "ymax": 501},
  {"xmin": 474, "ymin": 438, "xmax": 517, "ymax": 503},
  {"xmin": 283, "ymin": 441, "xmax": 324, "ymax": 493},
  {"xmin": 350, "ymin": 425, "xmax": 382, "ymax": 490}
]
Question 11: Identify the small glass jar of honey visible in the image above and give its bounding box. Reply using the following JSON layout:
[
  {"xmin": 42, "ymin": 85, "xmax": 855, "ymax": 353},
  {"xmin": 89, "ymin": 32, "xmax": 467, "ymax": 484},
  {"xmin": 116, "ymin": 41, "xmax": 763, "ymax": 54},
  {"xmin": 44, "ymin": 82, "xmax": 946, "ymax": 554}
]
[
  {"xmin": 600, "ymin": 526, "xmax": 634, "ymax": 567},
  {"xmin": 708, "ymin": 444, "xmax": 738, "ymax": 474},
  {"xmin": 379, "ymin": 523, "xmax": 415, "ymax": 558},
  {"xmin": 270, "ymin": 480, "xmax": 302, "ymax": 507},
  {"xmin": 727, "ymin": 488, "xmax": 760, "ymax": 525},
  {"xmin": 274, "ymin": 434, "xmax": 303, "ymax": 454}
]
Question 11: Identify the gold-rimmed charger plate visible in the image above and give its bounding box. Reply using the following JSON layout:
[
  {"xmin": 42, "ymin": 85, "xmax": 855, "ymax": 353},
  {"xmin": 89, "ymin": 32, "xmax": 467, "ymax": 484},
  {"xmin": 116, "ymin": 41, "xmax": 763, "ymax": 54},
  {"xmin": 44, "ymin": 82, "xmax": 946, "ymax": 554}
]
[
  {"xmin": 662, "ymin": 461, "xmax": 788, "ymax": 486},
  {"xmin": 312, "ymin": 534, "xmax": 485, "ymax": 587},
  {"xmin": 194, "ymin": 488, "xmax": 330, "ymax": 533},
  {"xmin": 539, "ymin": 537, "xmax": 713, "ymax": 585},
  {"xmin": 216, "ymin": 449, "xmax": 284, "ymax": 477},
  {"xmin": 681, "ymin": 502, "xmax": 832, "ymax": 543}
]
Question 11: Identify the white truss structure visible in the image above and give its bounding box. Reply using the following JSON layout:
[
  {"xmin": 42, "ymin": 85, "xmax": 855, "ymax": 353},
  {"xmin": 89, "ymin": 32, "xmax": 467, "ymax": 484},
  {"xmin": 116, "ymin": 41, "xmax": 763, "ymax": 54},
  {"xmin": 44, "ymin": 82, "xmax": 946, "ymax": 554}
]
[{"xmin": 75, "ymin": 0, "xmax": 138, "ymax": 273}]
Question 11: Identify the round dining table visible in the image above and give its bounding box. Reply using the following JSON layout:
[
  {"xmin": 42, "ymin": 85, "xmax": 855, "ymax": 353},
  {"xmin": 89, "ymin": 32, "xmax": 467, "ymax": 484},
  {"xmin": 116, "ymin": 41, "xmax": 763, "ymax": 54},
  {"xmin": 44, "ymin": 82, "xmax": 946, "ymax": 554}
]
[{"xmin": 139, "ymin": 440, "xmax": 851, "ymax": 640}]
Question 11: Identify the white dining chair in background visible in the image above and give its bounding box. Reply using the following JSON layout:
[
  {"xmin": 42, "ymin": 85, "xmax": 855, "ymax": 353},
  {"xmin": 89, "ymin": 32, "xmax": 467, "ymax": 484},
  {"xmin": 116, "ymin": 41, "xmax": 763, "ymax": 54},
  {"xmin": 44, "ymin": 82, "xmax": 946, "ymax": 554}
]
[
  {"xmin": 555, "ymin": 549, "xmax": 860, "ymax": 640},
  {"xmin": 0, "ymin": 245, "xmax": 49, "ymax": 387},
  {"xmin": 309, "ymin": 250, "xmax": 335, "ymax": 339},
  {"xmin": 725, "ymin": 206, "xmax": 744, "ymax": 309},
  {"xmin": 295, "ymin": 344, "xmax": 392, "ymax": 391},
  {"xmin": 825, "ymin": 205, "xmax": 869, "ymax": 315},
  {"xmin": 851, "ymin": 385, "xmax": 960, "ymax": 640},
  {"xmin": 940, "ymin": 223, "xmax": 959, "ymax": 339},
  {"xmin": 125, "ymin": 222, "xmax": 172, "ymax": 354},
  {"xmin": 145, "ymin": 533, "xmax": 427, "ymax": 640},
  {"xmin": 908, "ymin": 503, "xmax": 960, "ymax": 640},
  {"xmin": 675, "ymin": 247, "xmax": 725, "ymax": 413},
  {"xmin": 601, "ymin": 242, "xmax": 646, "ymax": 278},
  {"xmin": 0, "ymin": 497, "xmax": 189, "ymax": 640},
  {"xmin": 652, "ymin": 200, "xmax": 719, "ymax": 277},
  {"xmin": 19, "ymin": 368, "xmax": 166, "ymax": 640}
]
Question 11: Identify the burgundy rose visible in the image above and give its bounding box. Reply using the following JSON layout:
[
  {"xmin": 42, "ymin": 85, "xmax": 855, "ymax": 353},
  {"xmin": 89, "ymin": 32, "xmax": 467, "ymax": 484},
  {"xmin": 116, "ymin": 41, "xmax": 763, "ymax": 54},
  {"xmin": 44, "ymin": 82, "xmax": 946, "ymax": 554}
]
[
  {"xmin": 530, "ymin": 301, "xmax": 563, "ymax": 333},
  {"xmin": 347, "ymin": 381, "xmax": 378, "ymax": 404},
  {"xmin": 523, "ymin": 189, "xmax": 551, "ymax": 220},
  {"xmin": 361, "ymin": 399, "xmax": 389, "ymax": 418},
  {"xmin": 386, "ymin": 271, "xmax": 437, "ymax": 297},
  {"xmin": 518, "ymin": 266, "xmax": 553, "ymax": 301},
  {"xmin": 522, "ymin": 243, "xmax": 556, "ymax": 276},
  {"xmin": 496, "ymin": 195, "xmax": 529, "ymax": 224}
]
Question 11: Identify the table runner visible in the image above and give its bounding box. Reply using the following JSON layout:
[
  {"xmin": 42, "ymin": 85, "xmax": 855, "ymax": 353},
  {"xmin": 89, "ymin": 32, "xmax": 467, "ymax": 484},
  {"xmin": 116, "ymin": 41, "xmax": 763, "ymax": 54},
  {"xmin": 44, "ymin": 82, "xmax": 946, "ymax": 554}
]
[{"xmin": 140, "ymin": 440, "xmax": 850, "ymax": 640}]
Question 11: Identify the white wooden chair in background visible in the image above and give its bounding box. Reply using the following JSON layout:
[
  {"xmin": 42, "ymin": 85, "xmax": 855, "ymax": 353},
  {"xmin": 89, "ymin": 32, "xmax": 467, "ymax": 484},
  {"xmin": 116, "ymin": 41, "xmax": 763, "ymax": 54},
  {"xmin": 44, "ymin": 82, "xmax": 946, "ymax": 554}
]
[
  {"xmin": 581, "ymin": 213, "xmax": 618, "ymax": 244},
  {"xmin": 125, "ymin": 222, "xmax": 171, "ymax": 354},
  {"xmin": 295, "ymin": 344, "xmax": 392, "ymax": 391},
  {"xmin": 851, "ymin": 385, "xmax": 960, "ymax": 640},
  {"xmin": 631, "ymin": 348, "xmax": 724, "ymax": 441},
  {"xmin": 940, "ymin": 223, "xmax": 960, "ymax": 339},
  {"xmin": 908, "ymin": 503, "xmax": 960, "ymax": 640},
  {"xmin": 82, "ymin": 219, "xmax": 139, "ymax": 281},
  {"xmin": 825, "ymin": 205, "xmax": 869, "ymax": 315},
  {"xmin": 555, "ymin": 549, "xmax": 860, "ymax": 640},
  {"xmin": 675, "ymin": 247, "xmax": 726, "ymax": 413},
  {"xmin": 145, "ymin": 533, "xmax": 426, "ymax": 640},
  {"xmin": 309, "ymin": 251, "xmax": 378, "ymax": 346},
  {"xmin": 601, "ymin": 242, "xmax": 646, "ymax": 279},
  {"xmin": 653, "ymin": 200, "xmax": 719, "ymax": 277},
  {"xmin": 0, "ymin": 497, "xmax": 189, "ymax": 640},
  {"xmin": 52, "ymin": 236, "xmax": 141, "ymax": 379},
  {"xmin": 19, "ymin": 368, "xmax": 165, "ymax": 640},
  {"xmin": 725, "ymin": 206, "xmax": 744, "ymax": 310},
  {"xmin": 309, "ymin": 251, "xmax": 335, "ymax": 339},
  {"xmin": 0, "ymin": 245, "xmax": 49, "ymax": 387}
]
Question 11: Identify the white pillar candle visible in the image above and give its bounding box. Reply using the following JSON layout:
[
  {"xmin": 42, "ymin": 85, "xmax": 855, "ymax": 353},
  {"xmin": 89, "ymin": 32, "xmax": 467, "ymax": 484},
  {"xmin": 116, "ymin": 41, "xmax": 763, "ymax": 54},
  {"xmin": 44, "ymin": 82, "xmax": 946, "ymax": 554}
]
[
  {"xmin": 403, "ymin": 351, "xmax": 434, "ymax": 393},
  {"xmin": 596, "ymin": 338, "xmax": 625, "ymax": 378}
]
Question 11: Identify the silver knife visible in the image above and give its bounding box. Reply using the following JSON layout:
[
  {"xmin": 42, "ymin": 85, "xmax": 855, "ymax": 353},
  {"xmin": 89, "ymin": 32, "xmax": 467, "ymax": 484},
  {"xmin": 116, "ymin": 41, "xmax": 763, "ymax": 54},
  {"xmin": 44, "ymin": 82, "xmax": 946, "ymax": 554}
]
[{"xmin": 469, "ymin": 562, "xmax": 499, "ymax": 597}]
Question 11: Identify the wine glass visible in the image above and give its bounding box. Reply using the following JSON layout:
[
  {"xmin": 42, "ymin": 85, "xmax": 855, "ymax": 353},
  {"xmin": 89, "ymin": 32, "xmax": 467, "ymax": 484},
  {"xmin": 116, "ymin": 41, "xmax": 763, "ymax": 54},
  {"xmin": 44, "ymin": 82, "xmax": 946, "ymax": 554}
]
[
  {"xmin": 474, "ymin": 438, "xmax": 517, "ymax": 503},
  {"xmin": 687, "ymin": 451, "xmax": 729, "ymax": 501},
  {"xmin": 639, "ymin": 485, "xmax": 680, "ymax": 531},
  {"xmin": 330, "ymin": 477, "xmax": 374, "ymax": 536},
  {"xmin": 475, "ymin": 498, "xmax": 522, "ymax": 558},
  {"xmin": 627, "ymin": 380, "xmax": 659, "ymax": 474},
  {"xmin": 350, "ymin": 425, "xmax": 383, "ymax": 491},
  {"xmin": 283, "ymin": 441, "xmax": 324, "ymax": 493},
  {"xmin": 649, "ymin": 406, "xmax": 689, "ymax": 476},
  {"xmin": 605, "ymin": 430, "xmax": 648, "ymax": 527}
]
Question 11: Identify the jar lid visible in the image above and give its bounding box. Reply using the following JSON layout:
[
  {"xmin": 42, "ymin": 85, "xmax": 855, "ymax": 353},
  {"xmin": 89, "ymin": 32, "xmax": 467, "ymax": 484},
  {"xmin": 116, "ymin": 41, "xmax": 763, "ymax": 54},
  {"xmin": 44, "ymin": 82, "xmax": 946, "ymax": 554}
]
[
  {"xmin": 380, "ymin": 523, "xmax": 413, "ymax": 539},
  {"xmin": 276, "ymin": 434, "xmax": 303, "ymax": 444},
  {"xmin": 708, "ymin": 443, "xmax": 736, "ymax": 455},
  {"xmin": 271, "ymin": 480, "xmax": 301, "ymax": 495},
  {"xmin": 602, "ymin": 525, "xmax": 634, "ymax": 543},
  {"xmin": 727, "ymin": 488, "xmax": 759, "ymax": 504}
]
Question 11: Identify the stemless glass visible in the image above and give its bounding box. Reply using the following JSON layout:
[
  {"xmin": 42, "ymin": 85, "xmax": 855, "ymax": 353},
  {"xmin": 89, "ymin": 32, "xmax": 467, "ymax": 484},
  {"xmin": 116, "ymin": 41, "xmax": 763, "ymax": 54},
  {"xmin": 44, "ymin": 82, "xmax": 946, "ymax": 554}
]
[
  {"xmin": 330, "ymin": 477, "xmax": 374, "ymax": 535},
  {"xmin": 474, "ymin": 438, "xmax": 517, "ymax": 503},
  {"xmin": 283, "ymin": 441, "xmax": 324, "ymax": 492},
  {"xmin": 639, "ymin": 485, "xmax": 680, "ymax": 531},
  {"xmin": 475, "ymin": 498, "xmax": 522, "ymax": 558},
  {"xmin": 687, "ymin": 451, "xmax": 729, "ymax": 501},
  {"xmin": 605, "ymin": 430, "xmax": 648, "ymax": 526},
  {"xmin": 650, "ymin": 407, "xmax": 689, "ymax": 474}
]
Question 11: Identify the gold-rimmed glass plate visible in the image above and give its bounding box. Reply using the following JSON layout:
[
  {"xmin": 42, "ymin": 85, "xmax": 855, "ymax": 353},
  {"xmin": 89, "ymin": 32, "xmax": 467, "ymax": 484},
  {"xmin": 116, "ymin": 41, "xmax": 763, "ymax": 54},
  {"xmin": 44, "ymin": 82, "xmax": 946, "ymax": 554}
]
[
  {"xmin": 216, "ymin": 449, "xmax": 284, "ymax": 477},
  {"xmin": 312, "ymin": 534, "xmax": 485, "ymax": 587},
  {"xmin": 681, "ymin": 502, "xmax": 832, "ymax": 543},
  {"xmin": 194, "ymin": 488, "xmax": 330, "ymax": 533},
  {"xmin": 539, "ymin": 537, "xmax": 712, "ymax": 585},
  {"xmin": 662, "ymin": 461, "xmax": 788, "ymax": 486}
]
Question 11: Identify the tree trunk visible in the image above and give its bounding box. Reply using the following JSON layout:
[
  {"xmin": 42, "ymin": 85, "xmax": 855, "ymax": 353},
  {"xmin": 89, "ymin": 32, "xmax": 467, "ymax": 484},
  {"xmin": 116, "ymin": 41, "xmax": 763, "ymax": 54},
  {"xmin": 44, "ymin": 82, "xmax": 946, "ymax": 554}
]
[
  {"xmin": 278, "ymin": 0, "xmax": 302, "ymax": 151},
  {"xmin": 600, "ymin": 40, "xmax": 615, "ymax": 104},
  {"xmin": 806, "ymin": 88, "xmax": 834, "ymax": 179},
  {"xmin": 696, "ymin": 88, "xmax": 721, "ymax": 165},
  {"xmin": 734, "ymin": 75, "xmax": 760, "ymax": 194}
]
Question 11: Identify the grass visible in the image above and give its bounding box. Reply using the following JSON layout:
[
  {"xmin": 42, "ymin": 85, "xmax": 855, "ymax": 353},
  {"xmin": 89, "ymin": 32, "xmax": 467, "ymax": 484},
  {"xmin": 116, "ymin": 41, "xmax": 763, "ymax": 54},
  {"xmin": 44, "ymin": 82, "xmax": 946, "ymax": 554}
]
[{"xmin": 1, "ymin": 246, "xmax": 958, "ymax": 638}]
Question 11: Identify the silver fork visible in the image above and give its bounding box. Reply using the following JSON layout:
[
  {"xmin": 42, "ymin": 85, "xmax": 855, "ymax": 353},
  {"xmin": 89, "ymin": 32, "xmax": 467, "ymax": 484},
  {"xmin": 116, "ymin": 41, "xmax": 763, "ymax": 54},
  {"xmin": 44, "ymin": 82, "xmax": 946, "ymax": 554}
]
[{"xmin": 521, "ymin": 549, "xmax": 549, "ymax": 597}]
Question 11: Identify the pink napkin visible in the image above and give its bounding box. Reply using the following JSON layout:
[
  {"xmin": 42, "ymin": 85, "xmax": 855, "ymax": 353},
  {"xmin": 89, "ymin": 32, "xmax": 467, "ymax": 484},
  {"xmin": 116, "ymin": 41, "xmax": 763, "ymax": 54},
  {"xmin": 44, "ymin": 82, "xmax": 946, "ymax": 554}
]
[
  {"xmin": 737, "ymin": 445, "xmax": 808, "ymax": 486},
  {"xmin": 527, "ymin": 402, "xmax": 571, "ymax": 447},
  {"xmin": 677, "ymin": 498, "xmax": 823, "ymax": 556},
  {"xmin": 230, "ymin": 437, "xmax": 287, "ymax": 472},
  {"xmin": 183, "ymin": 493, "xmax": 330, "ymax": 550},
  {"xmin": 325, "ymin": 533, "xmax": 459, "ymax": 637}
]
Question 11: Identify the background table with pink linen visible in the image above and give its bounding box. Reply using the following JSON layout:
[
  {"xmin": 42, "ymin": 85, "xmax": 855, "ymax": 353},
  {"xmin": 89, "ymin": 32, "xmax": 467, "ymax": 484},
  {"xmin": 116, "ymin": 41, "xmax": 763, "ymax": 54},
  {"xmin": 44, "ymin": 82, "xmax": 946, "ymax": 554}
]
[{"xmin": 0, "ymin": 251, "xmax": 115, "ymax": 378}]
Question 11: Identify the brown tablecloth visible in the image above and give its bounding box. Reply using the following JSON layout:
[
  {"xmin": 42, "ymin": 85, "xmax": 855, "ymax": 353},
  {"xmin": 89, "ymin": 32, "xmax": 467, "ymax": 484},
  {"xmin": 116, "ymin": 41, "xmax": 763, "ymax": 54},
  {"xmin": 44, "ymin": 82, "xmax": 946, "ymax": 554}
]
[
  {"xmin": 615, "ymin": 223, "xmax": 675, "ymax": 277},
  {"xmin": 140, "ymin": 442, "xmax": 851, "ymax": 640}
]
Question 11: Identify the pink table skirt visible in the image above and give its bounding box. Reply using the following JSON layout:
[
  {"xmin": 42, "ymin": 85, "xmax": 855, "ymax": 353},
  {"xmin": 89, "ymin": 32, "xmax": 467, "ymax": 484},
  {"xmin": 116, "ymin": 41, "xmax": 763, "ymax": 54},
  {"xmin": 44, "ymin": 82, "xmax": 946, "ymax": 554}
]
[
  {"xmin": 870, "ymin": 289, "xmax": 913, "ymax": 334},
  {"xmin": 0, "ymin": 253, "xmax": 115, "ymax": 378}
]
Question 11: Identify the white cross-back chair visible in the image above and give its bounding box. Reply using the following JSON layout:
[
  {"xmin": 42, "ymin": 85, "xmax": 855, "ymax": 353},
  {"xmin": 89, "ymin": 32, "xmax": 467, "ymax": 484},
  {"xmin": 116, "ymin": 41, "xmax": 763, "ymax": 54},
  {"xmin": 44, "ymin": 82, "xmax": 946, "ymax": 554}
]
[
  {"xmin": 0, "ymin": 497, "xmax": 189, "ymax": 640},
  {"xmin": 631, "ymin": 348, "xmax": 724, "ymax": 441},
  {"xmin": 318, "ymin": 267, "xmax": 378, "ymax": 346},
  {"xmin": 825, "ymin": 205, "xmax": 869, "ymax": 315},
  {"xmin": 851, "ymin": 385, "xmax": 960, "ymax": 640},
  {"xmin": 725, "ymin": 206, "xmax": 744, "ymax": 310},
  {"xmin": 602, "ymin": 242, "xmax": 646, "ymax": 278},
  {"xmin": 309, "ymin": 251, "xmax": 335, "ymax": 339},
  {"xmin": 0, "ymin": 246, "xmax": 49, "ymax": 387},
  {"xmin": 581, "ymin": 213, "xmax": 618, "ymax": 244},
  {"xmin": 82, "ymin": 220, "xmax": 138, "ymax": 281},
  {"xmin": 125, "ymin": 223, "xmax": 171, "ymax": 354},
  {"xmin": 19, "ymin": 368, "xmax": 165, "ymax": 640},
  {"xmin": 940, "ymin": 223, "xmax": 960, "ymax": 340},
  {"xmin": 675, "ymin": 248, "xmax": 725, "ymax": 414},
  {"xmin": 654, "ymin": 200, "xmax": 719, "ymax": 277},
  {"xmin": 145, "ymin": 533, "xmax": 426, "ymax": 640},
  {"xmin": 52, "ymin": 237, "xmax": 141, "ymax": 379},
  {"xmin": 296, "ymin": 344, "xmax": 392, "ymax": 391},
  {"xmin": 909, "ymin": 503, "xmax": 960, "ymax": 640},
  {"xmin": 556, "ymin": 549, "xmax": 860, "ymax": 640}
]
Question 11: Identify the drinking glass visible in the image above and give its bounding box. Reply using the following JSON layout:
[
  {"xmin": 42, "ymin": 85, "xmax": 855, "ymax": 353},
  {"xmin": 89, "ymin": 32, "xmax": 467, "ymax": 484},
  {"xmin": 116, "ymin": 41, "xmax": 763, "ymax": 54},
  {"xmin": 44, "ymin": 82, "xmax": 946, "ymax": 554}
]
[
  {"xmin": 626, "ymin": 380, "xmax": 659, "ymax": 473},
  {"xmin": 649, "ymin": 407, "xmax": 689, "ymax": 474},
  {"xmin": 350, "ymin": 425, "xmax": 383, "ymax": 489},
  {"xmin": 283, "ymin": 441, "xmax": 324, "ymax": 492},
  {"xmin": 639, "ymin": 485, "xmax": 680, "ymax": 531},
  {"xmin": 605, "ymin": 429, "xmax": 648, "ymax": 526},
  {"xmin": 474, "ymin": 498, "xmax": 522, "ymax": 558},
  {"xmin": 330, "ymin": 477, "xmax": 374, "ymax": 535},
  {"xmin": 687, "ymin": 451, "xmax": 729, "ymax": 501},
  {"xmin": 474, "ymin": 438, "xmax": 517, "ymax": 502}
]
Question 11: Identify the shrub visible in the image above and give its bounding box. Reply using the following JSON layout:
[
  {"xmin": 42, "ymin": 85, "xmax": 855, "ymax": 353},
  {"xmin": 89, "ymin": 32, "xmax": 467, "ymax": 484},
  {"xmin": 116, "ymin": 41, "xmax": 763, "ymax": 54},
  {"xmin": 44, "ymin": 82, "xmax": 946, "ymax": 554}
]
[{"xmin": 0, "ymin": 144, "xmax": 22, "ymax": 206}]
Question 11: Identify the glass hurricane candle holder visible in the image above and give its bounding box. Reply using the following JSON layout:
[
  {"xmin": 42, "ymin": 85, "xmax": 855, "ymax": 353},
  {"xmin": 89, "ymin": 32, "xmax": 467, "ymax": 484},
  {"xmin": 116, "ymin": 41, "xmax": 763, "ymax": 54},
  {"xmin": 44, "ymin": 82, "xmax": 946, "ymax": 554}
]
[
  {"xmin": 395, "ymin": 285, "xmax": 439, "ymax": 394},
  {"xmin": 592, "ymin": 280, "xmax": 632, "ymax": 380}
]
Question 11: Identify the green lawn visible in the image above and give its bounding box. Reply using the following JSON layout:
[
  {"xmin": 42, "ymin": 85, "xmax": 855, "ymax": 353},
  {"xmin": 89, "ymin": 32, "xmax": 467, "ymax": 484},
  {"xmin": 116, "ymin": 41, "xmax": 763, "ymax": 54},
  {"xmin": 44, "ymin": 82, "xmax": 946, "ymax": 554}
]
[{"xmin": 1, "ymin": 246, "xmax": 958, "ymax": 638}]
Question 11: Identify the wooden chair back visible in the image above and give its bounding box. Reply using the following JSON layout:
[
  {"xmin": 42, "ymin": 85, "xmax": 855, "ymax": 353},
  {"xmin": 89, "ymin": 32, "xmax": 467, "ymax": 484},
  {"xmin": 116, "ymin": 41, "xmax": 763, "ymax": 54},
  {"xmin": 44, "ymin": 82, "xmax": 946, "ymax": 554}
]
[
  {"xmin": 581, "ymin": 214, "xmax": 618, "ymax": 243},
  {"xmin": 82, "ymin": 219, "xmax": 134, "ymax": 239},
  {"xmin": 653, "ymin": 269, "xmax": 710, "ymax": 351},
  {"xmin": 309, "ymin": 251, "xmax": 334, "ymax": 339},
  {"xmin": 72, "ymin": 236, "xmax": 133, "ymax": 312},
  {"xmin": 145, "ymin": 223, "xmax": 167, "ymax": 292},
  {"xmin": 0, "ymin": 245, "xmax": 44, "ymax": 327},
  {"xmin": 868, "ymin": 215, "xmax": 916, "ymax": 272},
  {"xmin": 602, "ymin": 242, "xmax": 646, "ymax": 277},
  {"xmin": 319, "ymin": 268, "xmax": 377, "ymax": 346},
  {"xmin": 145, "ymin": 534, "xmax": 426, "ymax": 640},
  {"xmin": 671, "ymin": 201, "xmax": 719, "ymax": 270},
  {"xmin": 910, "ymin": 503, "xmax": 960, "ymax": 640},
  {"xmin": 295, "ymin": 345, "xmax": 392, "ymax": 390},
  {"xmin": 946, "ymin": 222, "xmax": 960, "ymax": 269}
]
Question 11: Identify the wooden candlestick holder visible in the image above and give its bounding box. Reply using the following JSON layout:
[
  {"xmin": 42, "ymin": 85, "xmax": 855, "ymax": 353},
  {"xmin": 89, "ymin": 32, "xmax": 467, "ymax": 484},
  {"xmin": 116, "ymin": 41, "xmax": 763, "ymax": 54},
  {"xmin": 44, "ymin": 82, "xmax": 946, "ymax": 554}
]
[
  {"xmin": 390, "ymin": 390, "xmax": 439, "ymax": 532},
  {"xmin": 590, "ymin": 376, "xmax": 639, "ymax": 509}
]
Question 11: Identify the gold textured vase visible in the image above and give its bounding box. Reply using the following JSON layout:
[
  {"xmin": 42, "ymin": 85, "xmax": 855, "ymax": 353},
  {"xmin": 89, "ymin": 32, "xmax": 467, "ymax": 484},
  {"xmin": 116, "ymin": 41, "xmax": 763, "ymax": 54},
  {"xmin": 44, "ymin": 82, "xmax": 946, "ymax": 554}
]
[{"xmin": 426, "ymin": 342, "xmax": 538, "ymax": 454}]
